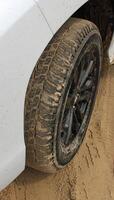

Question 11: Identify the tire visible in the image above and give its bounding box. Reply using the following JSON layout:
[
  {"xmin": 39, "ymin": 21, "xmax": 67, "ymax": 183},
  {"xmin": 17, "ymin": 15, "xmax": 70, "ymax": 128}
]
[{"xmin": 25, "ymin": 18, "xmax": 102, "ymax": 173}]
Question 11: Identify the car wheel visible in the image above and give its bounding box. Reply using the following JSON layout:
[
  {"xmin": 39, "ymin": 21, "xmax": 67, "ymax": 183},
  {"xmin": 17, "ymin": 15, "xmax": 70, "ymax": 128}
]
[{"xmin": 25, "ymin": 18, "xmax": 102, "ymax": 173}]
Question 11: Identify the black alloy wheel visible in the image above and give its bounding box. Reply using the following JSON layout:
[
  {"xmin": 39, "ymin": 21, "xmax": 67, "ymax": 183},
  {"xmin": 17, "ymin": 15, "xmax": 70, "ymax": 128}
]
[{"xmin": 56, "ymin": 41, "xmax": 101, "ymax": 166}]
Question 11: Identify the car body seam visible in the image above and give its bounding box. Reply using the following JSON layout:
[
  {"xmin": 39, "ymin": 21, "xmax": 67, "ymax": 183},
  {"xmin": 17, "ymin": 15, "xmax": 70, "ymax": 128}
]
[{"xmin": 33, "ymin": 0, "xmax": 54, "ymax": 35}]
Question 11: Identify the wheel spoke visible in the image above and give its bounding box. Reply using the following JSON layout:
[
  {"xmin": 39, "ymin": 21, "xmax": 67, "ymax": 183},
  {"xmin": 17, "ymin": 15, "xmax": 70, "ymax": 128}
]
[
  {"xmin": 76, "ymin": 104, "xmax": 84, "ymax": 122},
  {"xmin": 79, "ymin": 60, "xmax": 94, "ymax": 88},
  {"xmin": 80, "ymin": 79, "xmax": 93, "ymax": 92},
  {"xmin": 73, "ymin": 109, "xmax": 81, "ymax": 132},
  {"xmin": 79, "ymin": 91, "xmax": 91, "ymax": 102},
  {"xmin": 64, "ymin": 108, "xmax": 74, "ymax": 145}
]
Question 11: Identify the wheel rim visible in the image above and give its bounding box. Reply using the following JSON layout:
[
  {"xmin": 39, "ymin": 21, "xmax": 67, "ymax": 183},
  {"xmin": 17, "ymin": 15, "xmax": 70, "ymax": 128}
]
[{"xmin": 59, "ymin": 45, "xmax": 100, "ymax": 150}]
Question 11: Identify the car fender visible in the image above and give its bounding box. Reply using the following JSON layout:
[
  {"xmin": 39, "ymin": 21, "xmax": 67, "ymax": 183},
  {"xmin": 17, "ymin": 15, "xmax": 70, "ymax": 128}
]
[
  {"xmin": 36, "ymin": 0, "xmax": 88, "ymax": 34},
  {"xmin": 0, "ymin": 0, "xmax": 52, "ymax": 191}
]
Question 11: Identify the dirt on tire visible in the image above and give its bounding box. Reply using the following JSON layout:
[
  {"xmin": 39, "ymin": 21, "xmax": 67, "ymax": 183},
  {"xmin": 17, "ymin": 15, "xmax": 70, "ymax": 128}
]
[
  {"xmin": 25, "ymin": 18, "xmax": 102, "ymax": 173},
  {"xmin": 0, "ymin": 57, "xmax": 114, "ymax": 200}
]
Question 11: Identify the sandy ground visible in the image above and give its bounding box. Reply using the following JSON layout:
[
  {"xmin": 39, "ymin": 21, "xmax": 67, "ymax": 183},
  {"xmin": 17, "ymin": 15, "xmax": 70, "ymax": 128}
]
[{"xmin": 0, "ymin": 58, "xmax": 114, "ymax": 200}]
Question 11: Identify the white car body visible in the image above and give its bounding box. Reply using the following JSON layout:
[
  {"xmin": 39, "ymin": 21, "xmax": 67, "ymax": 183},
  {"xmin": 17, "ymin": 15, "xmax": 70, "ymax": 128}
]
[{"xmin": 0, "ymin": 0, "xmax": 113, "ymax": 191}]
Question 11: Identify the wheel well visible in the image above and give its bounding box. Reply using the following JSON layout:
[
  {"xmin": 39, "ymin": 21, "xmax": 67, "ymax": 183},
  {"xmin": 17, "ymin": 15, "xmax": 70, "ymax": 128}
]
[{"xmin": 72, "ymin": 0, "xmax": 114, "ymax": 41}]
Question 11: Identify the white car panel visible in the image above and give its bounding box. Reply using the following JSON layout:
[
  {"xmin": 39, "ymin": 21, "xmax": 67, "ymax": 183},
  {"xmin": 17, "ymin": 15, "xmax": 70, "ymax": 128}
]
[
  {"xmin": 36, "ymin": 0, "xmax": 88, "ymax": 34},
  {"xmin": 0, "ymin": 0, "xmax": 52, "ymax": 191},
  {"xmin": 0, "ymin": 1, "xmax": 35, "ymax": 37}
]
